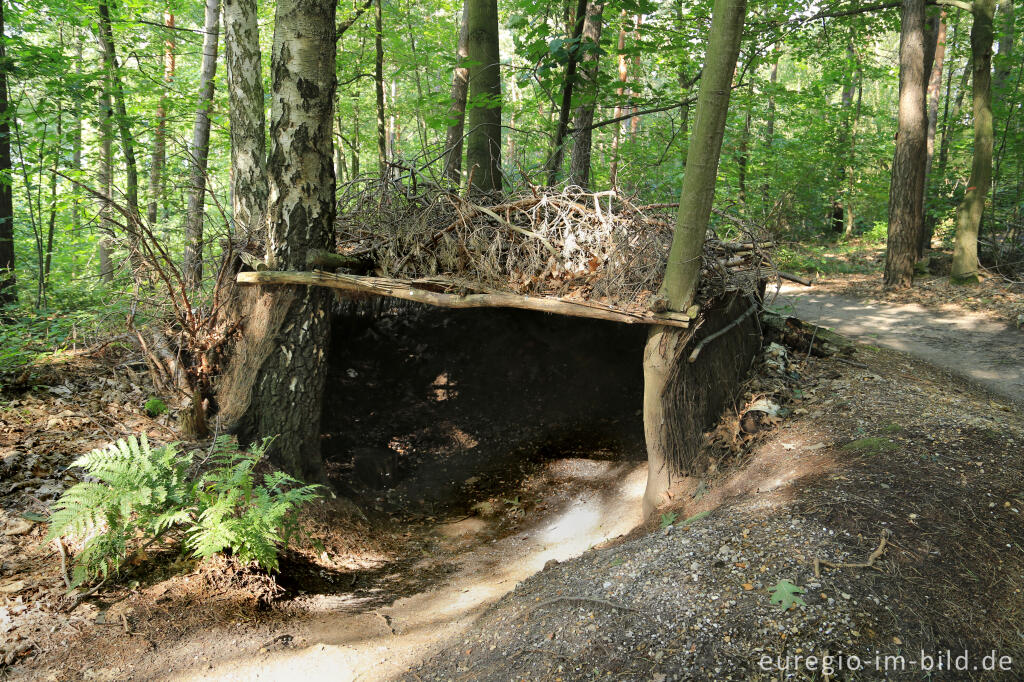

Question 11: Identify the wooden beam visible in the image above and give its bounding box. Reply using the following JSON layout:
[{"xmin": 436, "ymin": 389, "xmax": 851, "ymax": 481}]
[{"xmin": 237, "ymin": 270, "xmax": 691, "ymax": 329}]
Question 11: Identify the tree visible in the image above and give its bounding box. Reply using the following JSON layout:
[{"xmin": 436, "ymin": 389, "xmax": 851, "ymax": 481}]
[
  {"xmin": 921, "ymin": 11, "xmax": 947, "ymax": 255},
  {"xmin": 224, "ymin": 0, "xmax": 268, "ymax": 240},
  {"xmin": 884, "ymin": 0, "xmax": 931, "ymax": 289},
  {"xmin": 183, "ymin": 0, "xmax": 221, "ymax": 291},
  {"xmin": 95, "ymin": 0, "xmax": 139, "ymax": 221},
  {"xmin": 147, "ymin": 12, "xmax": 175, "ymax": 227},
  {"xmin": 952, "ymin": 0, "xmax": 996, "ymax": 282},
  {"xmin": 544, "ymin": 0, "xmax": 589, "ymax": 184},
  {"xmin": 374, "ymin": 0, "xmax": 387, "ymax": 174},
  {"xmin": 568, "ymin": 0, "xmax": 605, "ymax": 189},
  {"xmin": 221, "ymin": 0, "xmax": 338, "ymax": 482},
  {"xmin": 465, "ymin": 0, "xmax": 501, "ymax": 194},
  {"xmin": 0, "ymin": 0, "xmax": 13, "ymax": 308},
  {"xmin": 642, "ymin": 0, "xmax": 747, "ymax": 519},
  {"xmin": 443, "ymin": 1, "xmax": 470, "ymax": 185}
]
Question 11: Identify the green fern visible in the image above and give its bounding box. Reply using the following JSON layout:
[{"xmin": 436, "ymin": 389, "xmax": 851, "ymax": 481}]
[
  {"xmin": 46, "ymin": 435, "xmax": 320, "ymax": 587},
  {"xmin": 46, "ymin": 436, "xmax": 194, "ymax": 586}
]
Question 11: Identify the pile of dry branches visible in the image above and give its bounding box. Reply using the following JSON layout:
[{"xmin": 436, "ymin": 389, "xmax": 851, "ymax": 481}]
[{"xmin": 335, "ymin": 183, "xmax": 773, "ymax": 311}]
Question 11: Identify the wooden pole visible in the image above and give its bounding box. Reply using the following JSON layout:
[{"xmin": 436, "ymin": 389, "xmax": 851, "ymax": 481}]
[{"xmin": 237, "ymin": 270, "xmax": 691, "ymax": 329}]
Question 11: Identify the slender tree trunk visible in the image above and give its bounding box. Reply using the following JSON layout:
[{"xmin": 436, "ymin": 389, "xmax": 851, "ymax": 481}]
[
  {"xmin": 643, "ymin": 0, "xmax": 747, "ymax": 519},
  {"xmin": 992, "ymin": 0, "xmax": 1014, "ymax": 96},
  {"xmin": 568, "ymin": 1, "xmax": 605, "ymax": 189},
  {"xmin": 443, "ymin": 1, "xmax": 470, "ymax": 185},
  {"xmin": 97, "ymin": 90, "xmax": 115, "ymax": 283},
  {"xmin": 0, "ymin": 0, "xmax": 14, "ymax": 308},
  {"xmin": 939, "ymin": 51, "xmax": 971, "ymax": 177},
  {"xmin": 844, "ymin": 64, "xmax": 864, "ymax": 236},
  {"xmin": 224, "ymin": 0, "xmax": 268, "ymax": 241},
  {"xmin": 96, "ymin": 0, "xmax": 140, "ymax": 221},
  {"xmin": 765, "ymin": 46, "xmax": 779, "ymax": 149},
  {"xmin": 609, "ymin": 14, "xmax": 627, "ymax": 187},
  {"xmin": 952, "ymin": 0, "xmax": 996, "ymax": 282},
  {"xmin": 374, "ymin": 0, "xmax": 387, "ymax": 175},
  {"xmin": 545, "ymin": 0, "xmax": 590, "ymax": 184},
  {"xmin": 183, "ymin": 0, "xmax": 220, "ymax": 291},
  {"xmin": 226, "ymin": 0, "xmax": 337, "ymax": 482},
  {"xmin": 43, "ymin": 102, "xmax": 63, "ymax": 301},
  {"xmin": 736, "ymin": 77, "xmax": 753, "ymax": 207},
  {"xmin": 71, "ymin": 35, "xmax": 84, "ymax": 268},
  {"xmin": 147, "ymin": 12, "xmax": 175, "ymax": 226},
  {"xmin": 465, "ymin": 0, "xmax": 502, "ymax": 195},
  {"xmin": 921, "ymin": 12, "xmax": 947, "ymax": 255},
  {"xmin": 884, "ymin": 0, "xmax": 930, "ymax": 289}
]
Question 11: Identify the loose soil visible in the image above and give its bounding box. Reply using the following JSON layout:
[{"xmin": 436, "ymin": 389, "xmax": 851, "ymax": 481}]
[{"xmin": 2, "ymin": 295, "xmax": 1023, "ymax": 681}]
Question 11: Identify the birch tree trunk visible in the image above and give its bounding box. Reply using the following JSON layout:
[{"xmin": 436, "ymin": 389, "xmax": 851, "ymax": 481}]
[
  {"xmin": 224, "ymin": 0, "xmax": 337, "ymax": 482},
  {"xmin": 147, "ymin": 12, "xmax": 175, "ymax": 227},
  {"xmin": 884, "ymin": 0, "xmax": 930, "ymax": 289},
  {"xmin": 642, "ymin": 0, "xmax": 746, "ymax": 519},
  {"xmin": 443, "ymin": 1, "xmax": 470, "ymax": 185},
  {"xmin": 183, "ymin": 0, "xmax": 221, "ymax": 291},
  {"xmin": 0, "ymin": 0, "xmax": 14, "ymax": 308},
  {"xmin": 568, "ymin": 1, "xmax": 605, "ymax": 190},
  {"xmin": 224, "ymin": 0, "xmax": 268, "ymax": 241},
  {"xmin": 952, "ymin": 0, "xmax": 995, "ymax": 282},
  {"xmin": 465, "ymin": 0, "xmax": 502, "ymax": 195}
]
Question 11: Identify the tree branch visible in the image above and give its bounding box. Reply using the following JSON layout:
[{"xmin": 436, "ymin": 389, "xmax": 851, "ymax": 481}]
[{"xmin": 337, "ymin": 0, "xmax": 373, "ymax": 40}]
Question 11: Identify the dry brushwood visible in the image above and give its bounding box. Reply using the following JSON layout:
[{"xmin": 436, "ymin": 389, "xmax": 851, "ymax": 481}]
[{"xmin": 330, "ymin": 183, "xmax": 774, "ymax": 313}]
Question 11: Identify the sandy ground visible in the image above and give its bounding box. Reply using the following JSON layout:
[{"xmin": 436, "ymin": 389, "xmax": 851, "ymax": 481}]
[
  {"xmin": 169, "ymin": 461, "xmax": 648, "ymax": 681},
  {"xmin": 774, "ymin": 283, "xmax": 1024, "ymax": 404}
]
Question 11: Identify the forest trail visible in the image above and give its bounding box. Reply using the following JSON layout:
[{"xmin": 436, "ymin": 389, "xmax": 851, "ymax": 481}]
[{"xmin": 774, "ymin": 284, "xmax": 1024, "ymax": 405}]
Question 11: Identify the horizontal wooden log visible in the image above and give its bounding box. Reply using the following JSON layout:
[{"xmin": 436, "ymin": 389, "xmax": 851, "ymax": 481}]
[{"xmin": 236, "ymin": 270, "xmax": 691, "ymax": 329}]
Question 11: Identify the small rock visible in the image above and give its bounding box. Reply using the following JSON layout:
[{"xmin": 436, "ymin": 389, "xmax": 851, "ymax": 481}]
[
  {"xmin": 3, "ymin": 520, "xmax": 33, "ymax": 536},
  {"xmin": 0, "ymin": 580, "xmax": 26, "ymax": 594}
]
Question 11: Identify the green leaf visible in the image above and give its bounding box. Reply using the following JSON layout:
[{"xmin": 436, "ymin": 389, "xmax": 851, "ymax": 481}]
[{"xmin": 769, "ymin": 579, "xmax": 807, "ymax": 610}]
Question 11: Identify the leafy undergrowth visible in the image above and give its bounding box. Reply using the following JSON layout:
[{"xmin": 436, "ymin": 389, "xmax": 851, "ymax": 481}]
[{"xmin": 775, "ymin": 238, "xmax": 885, "ymax": 278}]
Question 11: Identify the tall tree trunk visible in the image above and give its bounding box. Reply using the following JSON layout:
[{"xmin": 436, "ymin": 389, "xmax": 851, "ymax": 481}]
[
  {"xmin": 71, "ymin": 34, "xmax": 84, "ymax": 267},
  {"xmin": 844, "ymin": 62, "xmax": 864, "ymax": 236},
  {"xmin": 952, "ymin": 0, "xmax": 996, "ymax": 282},
  {"xmin": 374, "ymin": 0, "xmax": 387, "ymax": 175},
  {"xmin": 0, "ymin": 0, "xmax": 14, "ymax": 308},
  {"xmin": 43, "ymin": 102, "xmax": 63, "ymax": 301},
  {"xmin": 609, "ymin": 14, "xmax": 627, "ymax": 187},
  {"xmin": 642, "ymin": 0, "xmax": 746, "ymax": 519},
  {"xmin": 224, "ymin": 0, "xmax": 268, "ymax": 241},
  {"xmin": 736, "ymin": 76, "xmax": 753, "ymax": 208},
  {"xmin": 443, "ymin": 1, "xmax": 470, "ymax": 185},
  {"xmin": 465, "ymin": 0, "xmax": 502, "ymax": 195},
  {"xmin": 765, "ymin": 46, "xmax": 779, "ymax": 149},
  {"xmin": 939, "ymin": 51, "xmax": 971, "ymax": 177},
  {"xmin": 225, "ymin": 0, "xmax": 337, "ymax": 482},
  {"xmin": 97, "ymin": 90, "xmax": 115, "ymax": 283},
  {"xmin": 96, "ymin": 0, "xmax": 139, "ymax": 221},
  {"xmin": 147, "ymin": 12, "xmax": 175, "ymax": 226},
  {"xmin": 183, "ymin": 0, "xmax": 220, "ymax": 291},
  {"xmin": 544, "ymin": 0, "xmax": 590, "ymax": 184},
  {"xmin": 992, "ymin": 0, "xmax": 1014, "ymax": 96},
  {"xmin": 568, "ymin": 1, "xmax": 605, "ymax": 189},
  {"xmin": 884, "ymin": 0, "xmax": 930, "ymax": 289},
  {"xmin": 921, "ymin": 12, "xmax": 947, "ymax": 255}
]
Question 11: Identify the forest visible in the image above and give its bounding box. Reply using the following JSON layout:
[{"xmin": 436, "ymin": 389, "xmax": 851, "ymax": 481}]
[{"xmin": 1, "ymin": 0, "xmax": 1023, "ymax": 679}]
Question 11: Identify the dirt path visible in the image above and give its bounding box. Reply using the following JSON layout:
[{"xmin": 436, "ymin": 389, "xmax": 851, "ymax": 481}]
[
  {"xmin": 169, "ymin": 460, "xmax": 647, "ymax": 682},
  {"xmin": 774, "ymin": 284, "xmax": 1024, "ymax": 404}
]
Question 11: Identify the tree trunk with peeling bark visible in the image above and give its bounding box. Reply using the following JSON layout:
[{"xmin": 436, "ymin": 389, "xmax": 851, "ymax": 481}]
[
  {"xmin": 223, "ymin": 0, "xmax": 337, "ymax": 482},
  {"xmin": 642, "ymin": 0, "xmax": 746, "ymax": 519},
  {"xmin": 183, "ymin": 0, "xmax": 221, "ymax": 291},
  {"xmin": 224, "ymin": 0, "xmax": 268, "ymax": 240}
]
